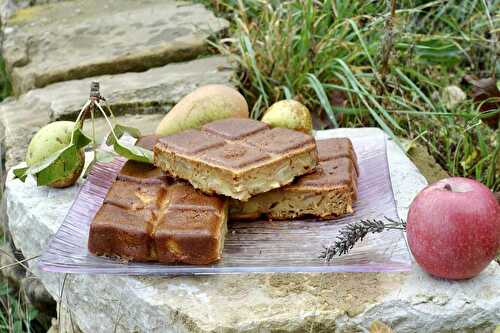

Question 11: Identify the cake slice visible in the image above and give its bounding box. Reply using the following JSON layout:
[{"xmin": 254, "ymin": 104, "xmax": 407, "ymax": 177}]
[
  {"xmin": 88, "ymin": 136, "xmax": 228, "ymax": 265},
  {"xmin": 153, "ymin": 118, "xmax": 318, "ymax": 201},
  {"xmin": 229, "ymin": 138, "xmax": 359, "ymax": 220},
  {"xmin": 88, "ymin": 174, "xmax": 166, "ymax": 262},
  {"xmin": 154, "ymin": 183, "xmax": 228, "ymax": 264}
]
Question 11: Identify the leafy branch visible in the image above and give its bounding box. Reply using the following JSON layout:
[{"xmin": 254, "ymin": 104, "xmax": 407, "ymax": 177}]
[{"xmin": 13, "ymin": 81, "xmax": 152, "ymax": 185}]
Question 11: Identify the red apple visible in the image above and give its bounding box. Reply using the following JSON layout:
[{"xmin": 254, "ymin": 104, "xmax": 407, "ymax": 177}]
[{"xmin": 407, "ymin": 177, "xmax": 500, "ymax": 280}]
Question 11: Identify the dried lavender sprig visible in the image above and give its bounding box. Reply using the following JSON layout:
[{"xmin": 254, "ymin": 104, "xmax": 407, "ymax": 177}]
[{"xmin": 319, "ymin": 216, "xmax": 406, "ymax": 262}]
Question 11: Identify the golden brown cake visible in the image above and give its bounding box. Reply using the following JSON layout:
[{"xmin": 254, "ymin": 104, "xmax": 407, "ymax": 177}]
[
  {"xmin": 153, "ymin": 118, "xmax": 318, "ymax": 201},
  {"xmin": 229, "ymin": 138, "xmax": 359, "ymax": 220},
  {"xmin": 88, "ymin": 156, "xmax": 228, "ymax": 265}
]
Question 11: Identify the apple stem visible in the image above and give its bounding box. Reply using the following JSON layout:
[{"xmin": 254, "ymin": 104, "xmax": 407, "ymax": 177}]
[{"xmin": 443, "ymin": 183, "xmax": 452, "ymax": 191}]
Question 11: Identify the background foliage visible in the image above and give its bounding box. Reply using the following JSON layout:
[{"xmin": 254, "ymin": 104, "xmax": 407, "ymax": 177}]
[{"xmin": 200, "ymin": 0, "xmax": 500, "ymax": 190}]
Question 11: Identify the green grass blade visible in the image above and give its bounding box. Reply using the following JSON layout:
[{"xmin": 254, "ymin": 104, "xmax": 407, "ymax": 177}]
[
  {"xmin": 306, "ymin": 73, "xmax": 339, "ymax": 128},
  {"xmin": 394, "ymin": 67, "xmax": 436, "ymax": 112},
  {"xmin": 282, "ymin": 86, "xmax": 293, "ymax": 100},
  {"xmin": 240, "ymin": 35, "xmax": 269, "ymax": 106},
  {"xmin": 333, "ymin": 58, "xmax": 404, "ymax": 131},
  {"xmin": 332, "ymin": 60, "xmax": 402, "ymax": 147}
]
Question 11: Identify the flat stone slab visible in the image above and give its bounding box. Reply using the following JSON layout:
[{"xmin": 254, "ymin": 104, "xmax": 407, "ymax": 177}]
[
  {"xmin": 2, "ymin": 0, "xmax": 228, "ymax": 94},
  {"xmin": 5, "ymin": 128, "xmax": 499, "ymax": 332},
  {"xmin": 0, "ymin": 0, "xmax": 65, "ymax": 22},
  {"xmin": 0, "ymin": 55, "xmax": 232, "ymax": 169}
]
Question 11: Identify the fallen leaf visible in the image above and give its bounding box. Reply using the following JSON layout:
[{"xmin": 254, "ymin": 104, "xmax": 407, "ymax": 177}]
[
  {"xmin": 464, "ymin": 75, "xmax": 500, "ymax": 128},
  {"xmin": 311, "ymin": 89, "xmax": 348, "ymax": 130},
  {"xmin": 330, "ymin": 89, "xmax": 348, "ymax": 125},
  {"xmin": 442, "ymin": 85, "xmax": 466, "ymax": 110},
  {"xmin": 311, "ymin": 110, "xmax": 331, "ymax": 130},
  {"xmin": 330, "ymin": 89, "xmax": 348, "ymax": 107}
]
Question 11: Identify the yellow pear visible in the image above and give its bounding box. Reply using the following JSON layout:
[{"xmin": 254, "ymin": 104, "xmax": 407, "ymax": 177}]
[
  {"xmin": 261, "ymin": 100, "xmax": 313, "ymax": 134},
  {"xmin": 155, "ymin": 85, "xmax": 249, "ymax": 136}
]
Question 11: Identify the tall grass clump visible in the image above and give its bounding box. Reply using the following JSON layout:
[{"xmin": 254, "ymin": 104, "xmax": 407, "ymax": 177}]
[
  {"xmin": 0, "ymin": 234, "xmax": 47, "ymax": 332},
  {"xmin": 201, "ymin": 0, "xmax": 499, "ymax": 190},
  {"xmin": 0, "ymin": 281, "xmax": 42, "ymax": 333}
]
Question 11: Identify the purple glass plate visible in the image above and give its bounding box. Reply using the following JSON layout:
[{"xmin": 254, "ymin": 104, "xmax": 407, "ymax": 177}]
[{"xmin": 39, "ymin": 133, "xmax": 411, "ymax": 275}]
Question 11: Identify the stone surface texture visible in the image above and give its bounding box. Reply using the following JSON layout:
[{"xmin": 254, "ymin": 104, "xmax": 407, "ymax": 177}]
[
  {"xmin": 2, "ymin": 0, "xmax": 228, "ymax": 94},
  {"xmin": 6, "ymin": 128, "xmax": 500, "ymax": 333},
  {"xmin": 0, "ymin": 56, "xmax": 232, "ymax": 169}
]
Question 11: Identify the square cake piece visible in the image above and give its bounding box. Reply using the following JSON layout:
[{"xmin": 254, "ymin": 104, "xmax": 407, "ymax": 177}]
[
  {"xmin": 229, "ymin": 138, "xmax": 359, "ymax": 220},
  {"xmin": 88, "ymin": 153, "xmax": 228, "ymax": 265},
  {"xmin": 153, "ymin": 118, "xmax": 318, "ymax": 201},
  {"xmin": 155, "ymin": 205, "xmax": 227, "ymax": 264},
  {"xmin": 154, "ymin": 182, "xmax": 228, "ymax": 264}
]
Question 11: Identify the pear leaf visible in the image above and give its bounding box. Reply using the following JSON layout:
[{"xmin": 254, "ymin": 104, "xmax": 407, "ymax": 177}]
[
  {"xmin": 106, "ymin": 124, "xmax": 142, "ymax": 146},
  {"xmin": 12, "ymin": 166, "xmax": 29, "ymax": 182},
  {"xmin": 113, "ymin": 142, "xmax": 153, "ymax": 164},
  {"xmin": 72, "ymin": 127, "xmax": 92, "ymax": 149},
  {"xmin": 104, "ymin": 124, "xmax": 153, "ymax": 164}
]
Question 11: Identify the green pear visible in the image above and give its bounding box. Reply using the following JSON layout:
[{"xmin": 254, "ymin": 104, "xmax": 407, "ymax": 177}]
[{"xmin": 26, "ymin": 121, "xmax": 85, "ymax": 188}]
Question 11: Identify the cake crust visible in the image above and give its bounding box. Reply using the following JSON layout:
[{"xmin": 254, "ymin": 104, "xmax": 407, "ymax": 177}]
[
  {"xmin": 229, "ymin": 138, "xmax": 359, "ymax": 220},
  {"xmin": 88, "ymin": 158, "xmax": 228, "ymax": 265},
  {"xmin": 153, "ymin": 118, "xmax": 318, "ymax": 201}
]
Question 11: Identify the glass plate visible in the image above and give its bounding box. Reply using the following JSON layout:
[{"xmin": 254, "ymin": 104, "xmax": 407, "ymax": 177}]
[{"xmin": 39, "ymin": 133, "xmax": 411, "ymax": 275}]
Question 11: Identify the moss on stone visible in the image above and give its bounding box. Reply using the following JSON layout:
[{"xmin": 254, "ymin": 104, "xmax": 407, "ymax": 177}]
[{"xmin": 8, "ymin": 5, "xmax": 48, "ymax": 25}]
